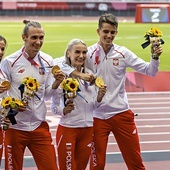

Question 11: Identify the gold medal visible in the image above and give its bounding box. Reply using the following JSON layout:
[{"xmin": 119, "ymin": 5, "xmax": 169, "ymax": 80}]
[
  {"xmin": 51, "ymin": 65, "xmax": 60, "ymax": 75},
  {"xmin": 1, "ymin": 81, "xmax": 11, "ymax": 90},
  {"xmin": 95, "ymin": 77, "xmax": 104, "ymax": 87}
]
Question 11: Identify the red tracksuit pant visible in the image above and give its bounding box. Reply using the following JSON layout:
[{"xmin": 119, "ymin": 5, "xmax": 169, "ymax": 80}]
[
  {"xmin": 90, "ymin": 109, "xmax": 145, "ymax": 170},
  {"xmin": 4, "ymin": 121, "xmax": 58, "ymax": 170},
  {"xmin": 56, "ymin": 125, "xmax": 93, "ymax": 170},
  {"xmin": 0, "ymin": 129, "xmax": 4, "ymax": 165}
]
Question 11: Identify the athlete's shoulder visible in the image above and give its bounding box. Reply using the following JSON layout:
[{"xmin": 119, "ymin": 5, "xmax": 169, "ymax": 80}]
[
  {"xmin": 88, "ymin": 43, "xmax": 98, "ymax": 51},
  {"xmin": 53, "ymin": 56, "xmax": 65, "ymax": 64},
  {"xmin": 3, "ymin": 49, "xmax": 22, "ymax": 63},
  {"xmin": 39, "ymin": 51, "xmax": 53, "ymax": 60}
]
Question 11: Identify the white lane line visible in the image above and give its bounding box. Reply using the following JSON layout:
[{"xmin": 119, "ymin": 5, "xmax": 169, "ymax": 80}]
[
  {"xmin": 133, "ymin": 112, "xmax": 170, "ymax": 115},
  {"xmin": 106, "ymin": 150, "xmax": 170, "ymax": 154},
  {"xmin": 108, "ymin": 141, "xmax": 170, "ymax": 145},
  {"xmin": 137, "ymin": 125, "xmax": 170, "ymax": 128},
  {"xmin": 130, "ymin": 102, "xmax": 170, "ymax": 105},
  {"xmin": 135, "ymin": 118, "xmax": 170, "ymax": 121},
  {"xmin": 109, "ymin": 132, "xmax": 170, "ymax": 136},
  {"xmin": 128, "ymin": 96, "xmax": 170, "ymax": 102},
  {"xmin": 132, "ymin": 107, "xmax": 170, "ymax": 110},
  {"xmin": 127, "ymin": 92, "xmax": 170, "ymax": 95},
  {"xmin": 139, "ymin": 132, "xmax": 170, "ymax": 135}
]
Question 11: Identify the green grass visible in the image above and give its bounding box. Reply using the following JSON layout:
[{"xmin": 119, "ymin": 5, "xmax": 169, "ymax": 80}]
[{"xmin": 1, "ymin": 21, "xmax": 170, "ymax": 71}]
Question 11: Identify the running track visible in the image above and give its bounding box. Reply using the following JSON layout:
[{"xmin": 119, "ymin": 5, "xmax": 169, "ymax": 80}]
[{"xmin": 1, "ymin": 91, "xmax": 170, "ymax": 169}]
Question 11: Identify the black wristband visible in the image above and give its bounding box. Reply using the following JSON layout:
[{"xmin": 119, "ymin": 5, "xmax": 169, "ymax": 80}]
[{"xmin": 152, "ymin": 54, "xmax": 159, "ymax": 60}]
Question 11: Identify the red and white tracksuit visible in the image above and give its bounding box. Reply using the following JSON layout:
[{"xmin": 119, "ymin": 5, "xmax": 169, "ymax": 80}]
[
  {"xmin": 1, "ymin": 47, "xmax": 58, "ymax": 170},
  {"xmin": 51, "ymin": 63, "xmax": 99, "ymax": 170}
]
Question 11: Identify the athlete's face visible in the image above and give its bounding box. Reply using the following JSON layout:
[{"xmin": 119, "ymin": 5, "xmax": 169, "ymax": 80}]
[
  {"xmin": 0, "ymin": 40, "xmax": 6, "ymax": 62},
  {"xmin": 22, "ymin": 26, "xmax": 44, "ymax": 58},
  {"xmin": 97, "ymin": 23, "xmax": 118, "ymax": 46},
  {"xmin": 67, "ymin": 43, "xmax": 87, "ymax": 70}
]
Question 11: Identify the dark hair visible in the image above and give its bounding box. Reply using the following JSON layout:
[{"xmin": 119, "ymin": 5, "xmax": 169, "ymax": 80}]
[
  {"xmin": 0, "ymin": 35, "xmax": 7, "ymax": 45},
  {"xmin": 22, "ymin": 20, "xmax": 42, "ymax": 37},
  {"xmin": 98, "ymin": 13, "xmax": 118, "ymax": 29}
]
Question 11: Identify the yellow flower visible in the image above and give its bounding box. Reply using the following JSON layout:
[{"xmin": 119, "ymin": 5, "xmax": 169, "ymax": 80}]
[
  {"xmin": 14, "ymin": 99, "xmax": 24, "ymax": 107},
  {"xmin": 60, "ymin": 79, "xmax": 68, "ymax": 90},
  {"xmin": 60, "ymin": 78, "xmax": 79, "ymax": 92},
  {"xmin": 1, "ymin": 96, "xmax": 13, "ymax": 108},
  {"xmin": 142, "ymin": 27, "xmax": 164, "ymax": 49},
  {"xmin": 22, "ymin": 77, "xmax": 39, "ymax": 91},
  {"xmin": 1, "ymin": 96, "xmax": 24, "ymax": 109},
  {"xmin": 145, "ymin": 27, "xmax": 163, "ymax": 37},
  {"xmin": 67, "ymin": 79, "xmax": 79, "ymax": 92}
]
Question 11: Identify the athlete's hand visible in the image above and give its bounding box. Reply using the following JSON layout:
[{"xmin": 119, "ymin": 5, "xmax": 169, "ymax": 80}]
[
  {"xmin": 1, "ymin": 117, "xmax": 11, "ymax": 130},
  {"xmin": 53, "ymin": 70, "xmax": 65, "ymax": 83},
  {"xmin": 52, "ymin": 70, "xmax": 65, "ymax": 89},
  {"xmin": 70, "ymin": 70, "xmax": 95, "ymax": 82},
  {"xmin": 63, "ymin": 100, "xmax": 74, "ymax": 115},
  {"xmin": 151, "ymin": 42, "xmax": 163, "ymax": 57},
  {"xmin": 79, "ymin": 72, "xmax": 95, "ymax": 83},
  {"xmin": 97, "ymin": 85, "xmax": 107, "ymax": 102},
  {"xmin": 16, "ymin": 104, "xmax": 27, "ymax": 112},
  {"xmin": 0, "ymin": 84, "xmax": 7, "ymax": 93}
]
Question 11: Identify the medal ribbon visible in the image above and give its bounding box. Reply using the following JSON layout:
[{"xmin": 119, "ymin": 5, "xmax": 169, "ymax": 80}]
[{"xmin": 22, "ymin": 47, "xmax": 45, "ymax": 74}]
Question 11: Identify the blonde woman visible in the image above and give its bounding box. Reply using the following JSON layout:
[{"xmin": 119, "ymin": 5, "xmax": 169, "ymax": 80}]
[{"xmin": 51, "ymin": 39, "xmax": 106, "ymax": 170}]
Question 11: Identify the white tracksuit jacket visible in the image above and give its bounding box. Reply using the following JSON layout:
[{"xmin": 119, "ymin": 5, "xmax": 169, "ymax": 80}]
[
  {"xmin": 0, "ymin": 48, "xmax": 57, "ymax": 131},
  {"xmin": 51, "ymin": 61, "xmax": 98, "ymax": 128}
]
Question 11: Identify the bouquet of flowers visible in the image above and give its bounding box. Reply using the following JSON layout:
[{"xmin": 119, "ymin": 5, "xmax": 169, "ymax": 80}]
[
  {"xmin": 18, "ymin": 77, "xmax": 40, "ymax": 104},
  {"xmin": 0, "ymin": 96, "xmax": 24, "ymax": 129},
  {"xmin": 141, "ymin": 27, "xmax": 164, "ymax": 49},
  {"xmin": 60, "ymin": 78, "xmax": 79, "ymax": 99}
]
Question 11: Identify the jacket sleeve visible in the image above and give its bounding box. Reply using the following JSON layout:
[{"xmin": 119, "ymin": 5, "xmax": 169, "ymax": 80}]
[
  {"xmin": 50, "ymin": 88, "xmax": 65, "ymax": 117},
  {"xmin": 124, "ymin": 47, "xmax": 159, "ymax": 77},
  {"xmin": 54, "ymin": 57, "xmax": 75, "ymax": 76}
]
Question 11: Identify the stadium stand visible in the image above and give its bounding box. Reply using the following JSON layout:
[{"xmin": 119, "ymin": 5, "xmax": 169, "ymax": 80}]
[{"xmin": 1, "ymin": 0, "xmax": 170, "ymax": 17}]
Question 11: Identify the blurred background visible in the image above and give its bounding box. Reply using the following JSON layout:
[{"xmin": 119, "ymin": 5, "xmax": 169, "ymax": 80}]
[{"xmin": 0, "ymin": 0, "xmax": 170, "ymax": 18}]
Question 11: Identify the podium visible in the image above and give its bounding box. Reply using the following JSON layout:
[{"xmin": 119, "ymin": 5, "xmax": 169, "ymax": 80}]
[{"xmin": 135, "ymin": 4, "xmax": 170, "ymax": 23}]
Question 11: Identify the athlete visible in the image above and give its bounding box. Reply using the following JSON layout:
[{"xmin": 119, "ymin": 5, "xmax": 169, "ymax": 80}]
[
  {"xmin": 51, "ymin": 39, "xmax": 106, "ymax": 170},
  {"xmin": 0, "ymin": 35, "xmax": 11, "ymax": 166},
  {"xmin": 0, "ymin": 20, "xmax": 65, "ymax": 170}
]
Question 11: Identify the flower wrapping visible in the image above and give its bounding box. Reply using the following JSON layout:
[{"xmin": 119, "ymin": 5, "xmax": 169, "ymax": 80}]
[{"xmin": 141, "ymin": 27, "xmax": 165, "ymax": 49}]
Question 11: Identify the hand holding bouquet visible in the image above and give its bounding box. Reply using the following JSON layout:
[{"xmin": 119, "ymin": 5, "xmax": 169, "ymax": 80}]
[{"xmin": 0, "ymin": 96, "xmax": 24, "ymax": 130}]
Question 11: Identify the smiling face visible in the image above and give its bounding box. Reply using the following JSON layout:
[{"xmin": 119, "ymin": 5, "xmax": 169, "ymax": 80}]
[
  {"xmin": 97, "ymin": 23, "xmax": 118, "ymax": 47},
  {"xmin": 67, "ymin": 42, "xmax": 87, "ymax": 71},
  {"xmin": 0, "ymin": 39, "xmax": 6, "ymax": 62},
  {"xmin": 22, "ymin": 26, "xmax": 44, "ymax": 58}
]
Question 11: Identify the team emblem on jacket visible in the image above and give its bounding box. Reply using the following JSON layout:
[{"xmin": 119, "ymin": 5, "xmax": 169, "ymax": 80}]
[
  {"xmin": 18, "ymin": 69, "xmax": 25, "ymax": 73},
  {"xmin": 113, "ymin": 58, "xmax": 119, "ymax": 66}
]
